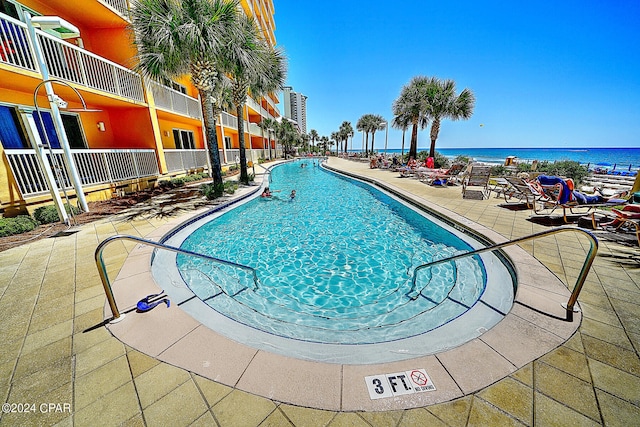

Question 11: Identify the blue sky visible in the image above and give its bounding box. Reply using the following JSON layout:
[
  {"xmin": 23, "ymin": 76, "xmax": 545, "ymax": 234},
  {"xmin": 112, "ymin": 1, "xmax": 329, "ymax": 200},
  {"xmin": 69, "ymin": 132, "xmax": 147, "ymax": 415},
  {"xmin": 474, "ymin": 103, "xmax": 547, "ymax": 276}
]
[{"xmin": 274, "ymin": 0, "xmax": 640, "ymax": 149}]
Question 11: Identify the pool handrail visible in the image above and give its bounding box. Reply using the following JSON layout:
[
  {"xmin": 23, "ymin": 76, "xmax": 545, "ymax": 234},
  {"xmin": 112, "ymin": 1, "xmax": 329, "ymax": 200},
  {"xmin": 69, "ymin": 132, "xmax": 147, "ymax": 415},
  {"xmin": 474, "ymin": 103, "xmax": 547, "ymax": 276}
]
[
  {"xmin": 95, "ymin": 234, "xmax": 259, "ymax": 322},
  {"xmin": 408, "ymin": 226, "xmax": 598, "ymax": 322}
]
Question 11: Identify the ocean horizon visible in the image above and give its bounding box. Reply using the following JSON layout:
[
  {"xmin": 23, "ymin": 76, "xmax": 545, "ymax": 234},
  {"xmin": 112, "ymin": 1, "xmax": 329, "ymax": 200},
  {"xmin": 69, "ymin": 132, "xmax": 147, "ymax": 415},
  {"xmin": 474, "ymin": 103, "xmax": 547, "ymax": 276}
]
[{"xmin": 346, "ymin": 147, "xmax": 640, "ymax": 170}]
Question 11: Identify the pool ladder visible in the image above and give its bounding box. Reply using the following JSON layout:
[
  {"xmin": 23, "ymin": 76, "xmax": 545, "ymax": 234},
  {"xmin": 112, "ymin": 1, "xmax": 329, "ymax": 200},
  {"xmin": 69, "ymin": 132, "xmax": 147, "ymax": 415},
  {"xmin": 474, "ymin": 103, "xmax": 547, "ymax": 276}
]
[
  {"xmin": 95, "ymin": 234, "xmax": 259, "ymax": 322},
  {"xmin": 96, "ymin": 226, "xmax": 597, "ymax": 323},
  {"xmin": 407, "ymin": 226, "xmax": 598, "ymax": 322}
]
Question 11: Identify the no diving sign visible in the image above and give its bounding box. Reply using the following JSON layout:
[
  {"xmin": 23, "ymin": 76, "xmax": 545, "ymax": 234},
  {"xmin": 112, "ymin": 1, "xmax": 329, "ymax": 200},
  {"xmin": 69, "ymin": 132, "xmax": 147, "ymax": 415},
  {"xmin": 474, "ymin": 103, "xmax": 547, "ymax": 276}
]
[{"xmin": 365, "ymin": 369, "xmax": 435, "ymax": 400}]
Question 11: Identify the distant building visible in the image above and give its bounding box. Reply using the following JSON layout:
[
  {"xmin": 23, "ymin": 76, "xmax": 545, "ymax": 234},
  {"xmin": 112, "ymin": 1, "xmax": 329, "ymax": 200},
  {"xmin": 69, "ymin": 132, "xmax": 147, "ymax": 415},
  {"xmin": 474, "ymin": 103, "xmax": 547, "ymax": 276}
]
[{"xmin": 283, "ymin": 86, "xmax": 307, "ymax": 134}]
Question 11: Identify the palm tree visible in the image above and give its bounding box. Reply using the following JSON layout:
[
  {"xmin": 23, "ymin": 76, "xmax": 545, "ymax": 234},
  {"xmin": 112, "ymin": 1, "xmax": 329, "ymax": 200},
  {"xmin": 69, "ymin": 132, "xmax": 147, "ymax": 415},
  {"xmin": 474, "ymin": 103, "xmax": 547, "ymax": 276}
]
[
  {"xmin": 319, "ymin": 136, "xmax": 329, "ymax": 154},
  {"xmin": 277, "ymin": 118, "xmax": 298, "ymax": 158},
  {"xmin": 392, "ymin": 76, "xmax": 430, "ymax": 160},
  {"xmin": 222, "ymin": 14, "xmax": 286, "ymax": 184},
  {"xmin": 423, "ymin": 77, "xmax": 475, "ymax": 158},
  {"xmin": 339, "ymin": 121, "xmax": 353, "ymax": 154},
  {"xmin": 356, "ymin": 115, "xmax": 371, "ymax": 156},
  {"xmin": 392, "ymin": 112, "xmax": 411, "ymax": 159},
  {"xmin": 308, "ymin": 129, "xmax": 319, "ymax": 154},
  {"xmin": 367, "ymin": 114, "xmax": 385, "ymax": 155},
  {"xmin": 130, "ymin": 0, "xmax": 239, "ymax": 186}
]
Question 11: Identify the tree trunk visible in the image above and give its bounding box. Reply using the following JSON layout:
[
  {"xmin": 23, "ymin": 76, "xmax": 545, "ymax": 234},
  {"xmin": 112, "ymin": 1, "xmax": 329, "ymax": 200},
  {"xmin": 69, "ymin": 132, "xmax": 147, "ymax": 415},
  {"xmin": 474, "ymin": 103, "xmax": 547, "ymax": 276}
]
[
  {"xmin": 429, "ymin": 119, "xmax": 441, "ymax": 158},
  {"xmin": 364, "ymin": 133, "xmax": 369, "ymax": 156},
  {"xmin": 370, "ymin": 132, "xmax": 375, "ymax": 155},
  {"xmin": 236, "ymin": 103, "xmax": 249, "ymax": 184},
  {"xmin": 200, "ymin": 90, "xmax": 223, "ymax": 185},
  {"xmin": 409, "ymin": 120, "xmax": 418, "ymax": 160}
]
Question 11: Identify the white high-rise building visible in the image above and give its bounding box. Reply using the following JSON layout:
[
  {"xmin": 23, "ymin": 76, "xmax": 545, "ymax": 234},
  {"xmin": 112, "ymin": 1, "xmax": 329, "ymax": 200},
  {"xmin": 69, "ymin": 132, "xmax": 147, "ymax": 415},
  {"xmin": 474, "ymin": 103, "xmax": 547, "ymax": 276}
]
[{"xmin": 283, "ymin": 86, "xmax": 308, "ymax": 134}]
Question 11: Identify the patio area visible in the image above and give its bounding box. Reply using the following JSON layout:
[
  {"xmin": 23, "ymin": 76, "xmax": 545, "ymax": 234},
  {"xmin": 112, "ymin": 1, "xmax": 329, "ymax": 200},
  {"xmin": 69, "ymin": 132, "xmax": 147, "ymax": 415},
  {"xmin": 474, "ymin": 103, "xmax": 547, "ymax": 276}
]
[{"xmin": 0, "ymin": 157, "xmax": 638, "ymax": 426}]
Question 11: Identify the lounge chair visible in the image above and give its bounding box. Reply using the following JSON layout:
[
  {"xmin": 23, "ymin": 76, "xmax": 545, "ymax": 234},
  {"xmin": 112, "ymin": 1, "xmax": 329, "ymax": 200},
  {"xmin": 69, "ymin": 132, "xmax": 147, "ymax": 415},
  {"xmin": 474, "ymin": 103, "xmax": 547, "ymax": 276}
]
[
  {"xmin": 599, "ymin": 205, "xmax": 640, "ymax": 246},
  {"xmin": 499, "ymin": 176, "xmax": 550, "ymax": 209},
  {"xmin": 461, "ymin": 164, "xmax": 491, "ymax": 199},
  {"xmin": 533, "ymin": 175, "xmax": 628, "ymax": 223},
  {"xmin": 421, "ymin": 163, "xmax": 466, "ymax": 186}
]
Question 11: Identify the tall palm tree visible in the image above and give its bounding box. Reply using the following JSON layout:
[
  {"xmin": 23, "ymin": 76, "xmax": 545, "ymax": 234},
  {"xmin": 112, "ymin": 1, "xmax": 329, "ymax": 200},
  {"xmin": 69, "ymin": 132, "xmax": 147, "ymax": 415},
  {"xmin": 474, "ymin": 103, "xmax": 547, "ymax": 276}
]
[
  {"xmin": 393, "ymin": 76, "xmax": 430, "ymax": 160},
  {"xmin": 221, "ymin": 14, "xmax": 286, "ymax": 184},
  {"xmin": 319, "ymin": 135, "xmax": 329, "ymax": 154},
  {"xmin": 339, "ymin": 121, "xmax": 353, "ymax": 154},
  {"xmin": 277, "ymin": 118, "xmax": 298, "ymax": 157},
  {"xmin": 392, "ymin": 112, "xmax": 411, "ymax": 159},
  {"xmin": 423, "ymin": 77, "xmax": 475, "ymax": 158},
  {"xmin": 308, "ymin": 129, "xmax": 319, "ymax": 154},
  {"xmin": 130, "ymin": 0, "xmax": 239, "ymax": 186},
  {"xmin": 367, "ymin": 114, "xmax": 386, "ymax": 155},
  {"xmin": 356, "ymin": 115, "xmax": 371, "ymax": 156}
]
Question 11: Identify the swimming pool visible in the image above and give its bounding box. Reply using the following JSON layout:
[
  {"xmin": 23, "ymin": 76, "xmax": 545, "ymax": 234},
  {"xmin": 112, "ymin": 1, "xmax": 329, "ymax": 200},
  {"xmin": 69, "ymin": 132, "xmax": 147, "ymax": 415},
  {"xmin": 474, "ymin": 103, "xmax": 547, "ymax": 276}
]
[{"xmin": 153, "ymin": 159, "xmax": 515, "ymax": 363}]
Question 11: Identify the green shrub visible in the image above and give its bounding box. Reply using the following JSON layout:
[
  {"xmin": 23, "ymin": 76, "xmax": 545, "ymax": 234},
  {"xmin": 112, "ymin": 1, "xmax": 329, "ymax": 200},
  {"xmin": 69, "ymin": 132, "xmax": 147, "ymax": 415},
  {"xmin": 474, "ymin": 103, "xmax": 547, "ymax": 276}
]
[
  {"xmin": 224, "ymin": 181, "xmax": 238, "ymax": 194},
  {"xmin": 199, "ymin": 183, "xmax": 225, "ymax": 200},
  {"xmin": 0, "ymin": 215, "xmax": 40, "ymax": 237},
  {"xmin": 490, "ymin": 165, "xmax": 508, "ymax": 176},
  {"xmin": 453, "ymin": 155, "xmax": 471, "ymax": 165},
  {"xmin": 33, "ymin": 204, "xmax": 79, "ymax": 224},
  {"xmin": 537, "ymin": 160, "xmax": 588, "ymax": 184},
  {"xmin": 170, "ymin": 177, "xmax": 185, "ymax": 187},
  {"xmin": 158, "ymin": 180, "xmax": 173, "ymax": 189}
]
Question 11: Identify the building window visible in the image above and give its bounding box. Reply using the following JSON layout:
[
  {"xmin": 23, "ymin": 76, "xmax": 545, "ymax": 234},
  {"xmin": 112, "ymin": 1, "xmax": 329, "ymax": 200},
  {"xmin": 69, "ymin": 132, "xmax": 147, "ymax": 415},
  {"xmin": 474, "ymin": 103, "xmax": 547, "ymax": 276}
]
[
  {"xmin": 0, "ymin": 105, "xmax": 28, "ymax": 149},
  {"xmin": 162, "ymin": 78, "xmax": 187, "ymax": 94},
  {"xmin": 224, "ymin": 136, "xmax": 231, "ymax": 149},
  {"xmin": 172, "ymin": 128, "xmax": 195, "ymax": 149}
]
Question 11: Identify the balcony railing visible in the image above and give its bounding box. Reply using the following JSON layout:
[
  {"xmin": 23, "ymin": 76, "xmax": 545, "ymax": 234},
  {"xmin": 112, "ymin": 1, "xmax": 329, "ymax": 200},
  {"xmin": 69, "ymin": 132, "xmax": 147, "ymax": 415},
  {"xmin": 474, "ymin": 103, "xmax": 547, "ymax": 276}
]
[
  {"xmin": 220, "ymin": 111, "xmax": 238, "ymax": 129},
  {"xmin": 0, "ymin": 14, "xmax": 37, "ymax": 71},
  {"xmin": 0, "ymin": 13, "xmax": 145, "ymax": 103},
  {"xmin": 5, "ymin": 148, "xmax": 159, "ymax": 197},
  {"xmin": 99, "ymin": 0, "xmax": 131, "ymax": 20},
  {"xmin": 36, "ymin": 30, "xmax": 144, "ymax": 102},
  {"xmin": 149, "ymin": 80, "xmax": 202, "ymax": 120},
  {"xmin": 164, "ymin": 149, "xmax": 208, "ymax": 173}
]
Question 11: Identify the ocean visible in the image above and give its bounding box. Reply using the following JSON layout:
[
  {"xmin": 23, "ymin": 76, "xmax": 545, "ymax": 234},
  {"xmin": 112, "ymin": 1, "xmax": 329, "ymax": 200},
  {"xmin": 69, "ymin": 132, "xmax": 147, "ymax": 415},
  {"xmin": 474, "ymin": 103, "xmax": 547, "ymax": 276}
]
[{"xmin": 363, "ymin": 147, "xmax": 640, "ymax": 170}]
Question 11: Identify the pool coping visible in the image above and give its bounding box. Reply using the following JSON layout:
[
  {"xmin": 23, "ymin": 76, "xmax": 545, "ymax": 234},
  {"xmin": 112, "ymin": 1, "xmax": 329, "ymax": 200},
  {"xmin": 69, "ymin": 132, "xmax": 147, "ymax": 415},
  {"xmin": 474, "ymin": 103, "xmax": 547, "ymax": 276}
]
[{"xmin": 104, "ymin": 163, "xmax": 581, "ymax": 411}]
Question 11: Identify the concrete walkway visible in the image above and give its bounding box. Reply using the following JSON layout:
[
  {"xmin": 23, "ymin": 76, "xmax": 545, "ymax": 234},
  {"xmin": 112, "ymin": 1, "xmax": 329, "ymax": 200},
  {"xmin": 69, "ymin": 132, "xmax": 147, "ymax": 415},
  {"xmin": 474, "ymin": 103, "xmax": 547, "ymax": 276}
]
[{"xmin": 1, "ymin": 157, "xmax": 639, "ymax": 426}]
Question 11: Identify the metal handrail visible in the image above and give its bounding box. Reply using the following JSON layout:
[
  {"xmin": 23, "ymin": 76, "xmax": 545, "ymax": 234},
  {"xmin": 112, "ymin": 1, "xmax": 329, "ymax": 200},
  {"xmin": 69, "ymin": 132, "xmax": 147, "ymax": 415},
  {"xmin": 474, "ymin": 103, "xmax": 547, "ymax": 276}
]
[
  {"xmin": 95, "ymin": 234, "xmax": 259, "ymax": 322},
  {"xmin": 408, "ymin": 226, "xmax": 598, "ymax": 321}
]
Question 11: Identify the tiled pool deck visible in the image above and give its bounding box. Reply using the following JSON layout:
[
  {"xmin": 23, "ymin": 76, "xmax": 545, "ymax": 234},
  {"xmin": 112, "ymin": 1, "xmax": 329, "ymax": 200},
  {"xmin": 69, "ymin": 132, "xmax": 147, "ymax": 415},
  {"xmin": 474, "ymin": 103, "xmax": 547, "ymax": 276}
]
[{"xmin": 1, "ymin": 157, "xmax": 639, "ymax": 426}]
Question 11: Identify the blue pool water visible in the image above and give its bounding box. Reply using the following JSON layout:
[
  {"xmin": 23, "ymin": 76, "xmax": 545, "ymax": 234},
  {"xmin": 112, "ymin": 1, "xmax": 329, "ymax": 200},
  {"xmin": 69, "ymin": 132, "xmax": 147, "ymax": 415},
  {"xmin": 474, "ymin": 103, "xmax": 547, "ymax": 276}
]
[{"xmin": 154, "ymin": 159, "xmax": 515, "ymax": 363}]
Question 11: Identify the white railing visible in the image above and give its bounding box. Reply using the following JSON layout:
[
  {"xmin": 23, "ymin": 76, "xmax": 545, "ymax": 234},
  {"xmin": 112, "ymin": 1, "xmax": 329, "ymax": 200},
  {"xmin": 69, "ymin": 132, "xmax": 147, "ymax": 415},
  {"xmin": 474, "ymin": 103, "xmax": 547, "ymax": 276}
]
[
  {"xmin": 0, "ymin": 14, "xmax": 37, "ymax": 71},
  {"xmin": 35, "ymin": 29, "xmax": 144, "ymax": 102},
  {"xmin": 220, "ymin": 111, "xmax": 238, "ymax": 129},
  {"xmin": 5, "ymin": 148, "xmax": 158, "ymax": 197},
  {"xmin": 99, "ymin": 0, "xmax": 130, "ymax": 20},
  {"xmin": 247, "ymin": 96, "xmax": 268, "ymax": 117},
  {"xmin": 164, "ymin": 149, "xmax": 208, "ymax": 172},
  {"xmin": 149, "ymin": 80, "xmax": 202, "ymax": 120}
]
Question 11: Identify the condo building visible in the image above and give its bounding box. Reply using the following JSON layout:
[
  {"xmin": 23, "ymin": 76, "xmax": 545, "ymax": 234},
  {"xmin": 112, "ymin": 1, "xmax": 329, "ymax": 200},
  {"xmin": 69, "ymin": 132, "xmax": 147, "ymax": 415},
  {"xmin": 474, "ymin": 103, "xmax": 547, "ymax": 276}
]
[
  {"xmin": 282, "ymin": 85, "xmax": 307, "ymax": 134},
  {"xmin": 0, "ymin": 0, "xmax": 281, "ymax": 217}
]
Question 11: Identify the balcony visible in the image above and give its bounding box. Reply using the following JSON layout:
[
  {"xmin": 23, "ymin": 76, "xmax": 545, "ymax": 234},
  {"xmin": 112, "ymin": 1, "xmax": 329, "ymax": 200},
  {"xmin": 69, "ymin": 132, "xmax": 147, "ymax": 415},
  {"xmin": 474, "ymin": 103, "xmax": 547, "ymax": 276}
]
[
  {"xmin": 0, "ymin": 13, "xmax": 145, "ymax": 103},
  {"xmin": 149, "ymin": 80, "xmax": 202, "ymax": 120}
]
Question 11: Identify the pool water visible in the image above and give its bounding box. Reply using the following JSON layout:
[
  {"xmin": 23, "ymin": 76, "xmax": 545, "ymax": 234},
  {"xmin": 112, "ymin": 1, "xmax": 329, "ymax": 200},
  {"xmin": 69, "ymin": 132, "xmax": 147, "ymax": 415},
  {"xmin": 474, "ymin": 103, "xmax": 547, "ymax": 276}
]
[{"xmin": 165, "ymin": 159, "xmax": 513, "ymax": 353}]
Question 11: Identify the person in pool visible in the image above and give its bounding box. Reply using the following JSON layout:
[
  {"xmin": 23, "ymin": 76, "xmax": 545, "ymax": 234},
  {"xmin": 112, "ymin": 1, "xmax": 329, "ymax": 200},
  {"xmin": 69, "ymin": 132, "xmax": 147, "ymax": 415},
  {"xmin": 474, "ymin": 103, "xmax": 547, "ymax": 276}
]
[
  {"xmin": 261, "ymin": 187, "xmax": 272, "ymax": 198},
  {"xmin": 289, "ymin": 189, "xmax": 296, "ymax": 200}
]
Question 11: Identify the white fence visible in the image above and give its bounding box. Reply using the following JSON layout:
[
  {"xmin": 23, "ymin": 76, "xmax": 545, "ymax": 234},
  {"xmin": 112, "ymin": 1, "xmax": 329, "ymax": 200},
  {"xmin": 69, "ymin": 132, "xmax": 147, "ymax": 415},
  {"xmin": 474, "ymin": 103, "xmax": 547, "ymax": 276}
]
[{"xmin": 5, "ymin": 148, "xmax": 158, "ymax": 197}]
